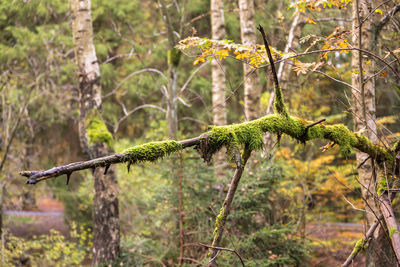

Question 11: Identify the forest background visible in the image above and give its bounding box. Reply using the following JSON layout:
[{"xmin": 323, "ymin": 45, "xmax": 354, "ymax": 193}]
[{"xmin": 1, "ymin": 0, "xmax": 400, "ymax": 266}]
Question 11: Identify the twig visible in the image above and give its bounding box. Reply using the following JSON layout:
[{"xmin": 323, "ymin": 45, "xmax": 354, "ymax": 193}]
[
  {"xmin": 305, "ymin": 119, "xmax": 326, "ymax": 129},
  {"xmin": 186, "ymin": 243, "xmax": 245, "ymax": 267},
  {"xmin": 374, "ymin": 4, "xmax": 400, "ymax": 43},
  {"xmin": 357, "ymin": 156, "xmax": 371, "ymax": 169},
  {"xmin": 356, "ymin": 0, "xmax": 392, "ymax": 28},
  {"xmin": 258, "ymin": 47, "xmax": 400, "ymax": 81},
  {"xmin": 312, "ymin": 69, "xmax": 360, "ymax": 93}
]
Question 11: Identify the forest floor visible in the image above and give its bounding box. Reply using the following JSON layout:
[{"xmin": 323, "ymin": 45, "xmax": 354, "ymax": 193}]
[
  {"xmin": 4, "ymin": 198, "xmax": 366, "ymax": 266},
  {"xmin": 307, "ymin": 222, "xmax": 365, "ymax": 266}
]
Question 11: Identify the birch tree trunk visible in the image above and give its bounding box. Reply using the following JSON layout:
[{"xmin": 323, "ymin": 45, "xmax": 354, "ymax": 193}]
[
  {"xmin": 264, "ymin": 12, "xmax": 302, "ymax": 152},
  {"xmin": 71, "ymin": 0, "xmax": 120, "ymax": 265},
  {"xmin": 160, "ymin": 0, "xmax": 181, "ymax": 139},
  {"xmin": 351, "ymin": 0, "xmax": 395, "ymax": 265},
  {"xmin": 266, "ymin": 12, "xmax": 302, "ymax": 114},
  {"xmin": 239, "ymin": 0, "xmax": 261, "ymax": 121},
  {"xmin": 211, "ymin": 0, "xmax": 227, "ymax": 178}
]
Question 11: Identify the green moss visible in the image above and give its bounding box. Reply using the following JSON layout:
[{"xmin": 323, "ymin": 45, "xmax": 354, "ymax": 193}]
[
  {"xmin": 392, "ymin": 141, "xmax": 400, "ymax": 152},
  {"xmin": 85, "ymin": 110, "xmax": 113, "ymax": 148},
  {"xmin": 213, "ymin": 206, "xmax": 226, "ymax": 237},
  {"xmin": 376, "ymin": 178, "xmax": 388, "ymax": 196},
  {"xmin": 112, "ymin": 113, "xmax": 392, "ymax": 169},
  {"xmin": 350, "ymin": 238, "xmax": 366, "ymax": 257},
  {"xmin": 200, "ymin": 121, "xmax": 264, "ymax": 163},
  {"xmin": 274, "ymin": 85, "xmax": 289, "ymax": 118},
  {"xmin": 323, "ymin": 124, "xmax": 357, "ymax": 156},
  {"xmin": 122, "ymin": 140, "xmax": 182, "ymax": 165}
]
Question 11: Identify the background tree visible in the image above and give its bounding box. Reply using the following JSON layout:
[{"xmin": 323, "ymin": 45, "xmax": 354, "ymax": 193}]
[
  {"xmin": 71, "ymin": 0, "xmax": 119, "ymax": 264},
  {"xmin": 211, "ymin": 0, "xmax": 227, "ymax": 179},
  {"xmin": 239, "ymin": 0, "xmax": 261, "ymax": 120}
]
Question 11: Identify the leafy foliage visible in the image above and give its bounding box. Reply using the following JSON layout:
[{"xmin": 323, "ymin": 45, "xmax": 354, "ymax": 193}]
[{"xmin": 2, "ymin": 223, "xmax": 91, "ymax": 266}]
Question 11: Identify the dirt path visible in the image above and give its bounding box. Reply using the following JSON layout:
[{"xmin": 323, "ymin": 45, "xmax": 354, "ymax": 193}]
[{"xmin": 4, "ymin": 198, "xmax": 68, "ymax": 238}]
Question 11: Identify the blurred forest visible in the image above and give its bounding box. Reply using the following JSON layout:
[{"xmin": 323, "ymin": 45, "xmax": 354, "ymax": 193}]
[{"xmin": 1, "ymin": 0, "xmax": 400, "ymax": 266}]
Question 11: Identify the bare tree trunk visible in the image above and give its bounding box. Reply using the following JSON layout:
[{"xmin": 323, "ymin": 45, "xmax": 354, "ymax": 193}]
[
  {"xmin": 211, "ymin": 0, "xmax": 227, "ymax": 179},
  {"xmin": 351, "ymin": 0, "xmax": 395, "ymax": 265},
  {"xmin": 239, "ymin": 0, "xmax": 261, "ymax": 121},
  {"xmin": 266, "ymin": 11, "xmax": 302, "ymax": 115},
  {"xmin": 160, "ymin": 0, "xmax": 181, "ymax": 139},
  {"xmin": 159, "ymin": 2, "xmax": 184, "ymax": 265},
  {"xmin": 71, "ymin": 0, "xmax": 119, "ymax": 265}
]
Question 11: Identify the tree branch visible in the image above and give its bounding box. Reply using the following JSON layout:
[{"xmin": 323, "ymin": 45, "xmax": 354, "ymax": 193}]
[
  {"xmin": 342, "ymin": 214, "xmax": 383, "ymax": 267},
  {"xmin": 21, "ymin": 114, "xmax": 394, "ymax": 184},
  {"xmin": 185, "ymin": 243, "xmax": 245, "ymax": 267},
  {"xmin": 374, "ymin": 4, "xmax": 400, "ymax": 44},
  {"xmin": 208, "ymin": 146, "xmax": 251, "ymax": 266},
  {"xmin": 257, "ymin": 25, "xmax": 289, "ymax": 117}
]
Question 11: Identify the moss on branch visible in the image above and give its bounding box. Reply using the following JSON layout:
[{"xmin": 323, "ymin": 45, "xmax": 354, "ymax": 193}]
[
  {"xmin": 350, "ymin": 238, "xmax": 367, "ymax": 257},
  {"xmin": 122, "ymin": 140, "xmax": 182, "ymax": 166},
  {"xmin": 198, "ymin": 115, "xmax": 392, "ymax": 163},
  {"xmin": 119, "ymin": 114, "xmax": 392, "ymax": 168},
  {"xmin": 23, "ymin": 114, "xmax": 394, "ymax": 184}
]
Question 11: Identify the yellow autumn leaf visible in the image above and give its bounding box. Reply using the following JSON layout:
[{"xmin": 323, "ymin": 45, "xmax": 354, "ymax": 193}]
[
  {"xmin": 305, "ymin": 17, "xmax": 317, "ymax": 24},
  {"xmin": 193, "ymin": 57, "xmax": 205, "ymax": 65},
  {"xmin": 375, "ymin": 8, "xmax": 383, "ymax": 15}
]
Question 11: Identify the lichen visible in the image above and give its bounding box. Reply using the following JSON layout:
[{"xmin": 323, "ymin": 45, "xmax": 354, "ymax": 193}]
[
  {"xmin": 85, "ymin": 109, "xmax": 113, "ymax": 148},
  {"xmin": 122, "ymin": 140, "xmax": 182, "ymax": 165}
]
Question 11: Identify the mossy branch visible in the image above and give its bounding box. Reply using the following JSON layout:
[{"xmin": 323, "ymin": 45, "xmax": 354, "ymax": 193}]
[
  {"xmin": 21, "ymin": 114, "xmax": 394, "ymax": 184},
  {"xmin": 342, "ymin": 215, "xmax": 382, "ymax": 267}
]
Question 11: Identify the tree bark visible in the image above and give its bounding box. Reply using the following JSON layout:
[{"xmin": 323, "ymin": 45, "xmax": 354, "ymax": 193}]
[
  {"xmin": 239, "ymin": 0, "xmax": 261, "ymax": 121},
  {"xmin": 211, "ymin": 0, "xmax": 227, "ymax": 179},
  {"xmin": 159, "ymin": 0, "xmax": 181, "ymax": 139},
  {"xmin": 159, "ymin": 3, "xmax": 185, "ymax": 265},
  {"xmin": 351, "ymin": 0, "xmax": 395, "ymax": 265},
  {"xmin": 71, "ymin": 0, "xmax": 120, "ymax": 265}
]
